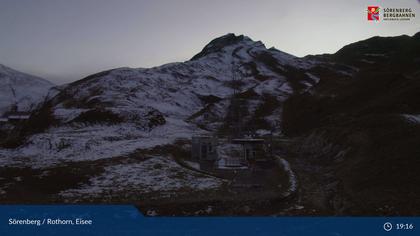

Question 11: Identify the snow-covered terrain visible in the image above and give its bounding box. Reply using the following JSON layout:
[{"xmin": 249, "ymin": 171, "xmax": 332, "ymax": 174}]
[
  {"xmin": 0, "ymin": 64, "xmax": 54, "ymax": 114},
  {"xmin": 59, "ymin": 156, "xmax": 225, "ymax": 201},
  {"xmin": 0, "ymin": 34, "xmax": 321, "ymax": 168},
  {"xmin": 0, "ymin": 118, "xmax": 192, "ymax": 167}
]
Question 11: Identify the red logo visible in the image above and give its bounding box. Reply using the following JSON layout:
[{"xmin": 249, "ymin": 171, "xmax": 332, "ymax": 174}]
[{"xmin": 367, "ymin": 6, "xmax": 380, "ymax": 21}]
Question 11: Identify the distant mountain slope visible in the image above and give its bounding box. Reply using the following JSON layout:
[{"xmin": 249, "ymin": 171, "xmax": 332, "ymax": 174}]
[{"xmin": 0, "ymin": 64, "xmax": 54, "ymax": 114}]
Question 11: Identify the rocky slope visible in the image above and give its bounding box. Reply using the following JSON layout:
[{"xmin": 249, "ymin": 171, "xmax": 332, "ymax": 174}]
[{"xmin": 282, "ymin": 32, "xmax": 420, "ymax": 215}]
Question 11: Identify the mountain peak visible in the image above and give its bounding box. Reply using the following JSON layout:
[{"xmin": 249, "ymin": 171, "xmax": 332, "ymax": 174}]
[{"xmin": 191, "ymin": 33, "xmax": 254, "ymax": 60}]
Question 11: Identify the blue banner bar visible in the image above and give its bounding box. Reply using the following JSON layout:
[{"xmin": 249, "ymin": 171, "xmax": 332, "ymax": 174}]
[{"xmin": 0, "ymin": 205, "xmax": 418, "ymax": 236}]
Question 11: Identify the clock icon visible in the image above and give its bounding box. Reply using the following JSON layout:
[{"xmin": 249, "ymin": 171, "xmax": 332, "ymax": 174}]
[{"xmin": 383, "ymin": 222, "xmax": 393, "ymax": 232}]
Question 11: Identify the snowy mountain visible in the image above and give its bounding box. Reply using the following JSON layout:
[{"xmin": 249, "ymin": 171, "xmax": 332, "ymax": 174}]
[
  {"xmin": 0, "ymin": 64, "xmax": 54, "ymax": 115},
  {"xmin": 1, "ymin": 33, "xmax": 418, "ymax": 215},
  {"xmin": 0, "ymin": 33, "xmax": 342, "ymax": 166},
  {"xmin": 0, "ymin": 33, "xmax": 354, "ymax": 214}
]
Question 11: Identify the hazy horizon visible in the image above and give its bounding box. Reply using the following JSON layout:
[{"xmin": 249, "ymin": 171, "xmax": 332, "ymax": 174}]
[{"xmin": 0, "ymin": 0, "xmax": 419, "ymax": 84}]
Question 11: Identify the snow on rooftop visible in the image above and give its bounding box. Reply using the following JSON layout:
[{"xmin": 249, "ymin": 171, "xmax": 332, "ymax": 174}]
[{"xmin": 232, "ymin": 138, "xmax": 265, "ymax": 142}]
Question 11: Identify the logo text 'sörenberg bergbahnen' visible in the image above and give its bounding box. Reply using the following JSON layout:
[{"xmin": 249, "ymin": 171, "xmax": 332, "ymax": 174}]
[{"xmin": 367, "ymin": 6, "xmax": 416, "ymax": 21}]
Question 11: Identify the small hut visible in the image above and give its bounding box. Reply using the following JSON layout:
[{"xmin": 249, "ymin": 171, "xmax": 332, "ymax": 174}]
[{"xmin": 191, "ymin": 136, "xmax": 218, "ymax": 170}]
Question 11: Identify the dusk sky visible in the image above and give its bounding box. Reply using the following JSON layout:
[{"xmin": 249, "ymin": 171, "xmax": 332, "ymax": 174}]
[{"xmin": 0, "ymin": 0, "xmax": 419, "ymax": 84}]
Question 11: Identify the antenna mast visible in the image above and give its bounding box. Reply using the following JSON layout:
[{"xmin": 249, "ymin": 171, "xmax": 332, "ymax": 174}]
[{"xmin": 229, "ymin": 57, "xmax": 243, "ymax": 138}]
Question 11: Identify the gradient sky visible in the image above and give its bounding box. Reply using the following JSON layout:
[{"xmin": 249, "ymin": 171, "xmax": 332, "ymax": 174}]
[{"xmin": 0, "ymin": 0, "xmax": 419, "ymax": 84}]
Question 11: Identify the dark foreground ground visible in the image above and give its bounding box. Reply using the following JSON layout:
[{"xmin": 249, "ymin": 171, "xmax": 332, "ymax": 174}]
[{"xmin": 0, "ymin": 141, "xmax": 306, "ymax": 216}]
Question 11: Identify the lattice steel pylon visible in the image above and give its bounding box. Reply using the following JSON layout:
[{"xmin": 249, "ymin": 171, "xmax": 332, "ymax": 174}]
[{"xmin": 228, "ymin": 58, "xmax": 245, "ymax": 138}]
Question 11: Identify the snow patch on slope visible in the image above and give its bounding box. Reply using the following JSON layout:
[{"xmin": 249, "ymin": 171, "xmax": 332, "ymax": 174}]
[
  {"xmin": 0, "ymin": 117, "xmax": 193, "ymax": 168},
  {"xmin": 402, "ymin": 114, "xmax": 420, "ymax": 124},
  {"xmin": 59, "ymin": 156, "xmax": 224, "ymax": 200}
]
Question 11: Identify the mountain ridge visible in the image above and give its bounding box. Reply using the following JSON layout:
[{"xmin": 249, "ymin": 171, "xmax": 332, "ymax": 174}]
[{"xmin": 0, "ymin": 64, "xmax": 54, "ymax": 115}]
